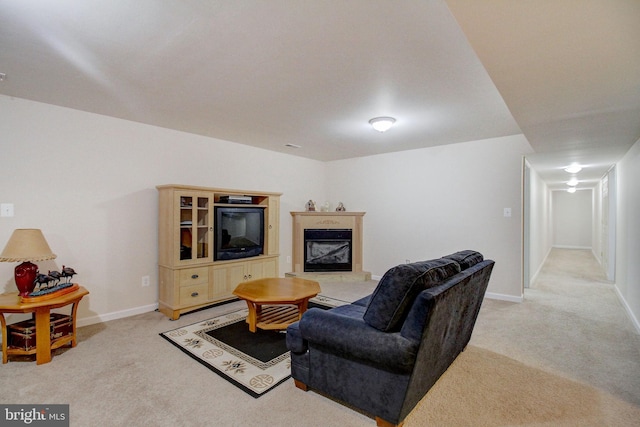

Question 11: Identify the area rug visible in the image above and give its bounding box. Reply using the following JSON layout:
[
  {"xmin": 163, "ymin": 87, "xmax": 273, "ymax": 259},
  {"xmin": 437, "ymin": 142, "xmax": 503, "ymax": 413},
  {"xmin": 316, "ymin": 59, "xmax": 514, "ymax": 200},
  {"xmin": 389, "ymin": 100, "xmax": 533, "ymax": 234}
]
[{"xmin": 160, "ymin": 295, "xmax": 346, "ymax": 398}]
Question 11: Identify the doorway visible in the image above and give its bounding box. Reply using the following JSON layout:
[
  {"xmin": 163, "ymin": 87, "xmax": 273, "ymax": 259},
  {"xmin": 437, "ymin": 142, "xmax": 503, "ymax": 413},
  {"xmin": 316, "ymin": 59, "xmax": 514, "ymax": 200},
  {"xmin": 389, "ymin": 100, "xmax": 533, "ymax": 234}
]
[{"xmin": 522, "ymin": 162, "xmax": 616, "ymax": 289}]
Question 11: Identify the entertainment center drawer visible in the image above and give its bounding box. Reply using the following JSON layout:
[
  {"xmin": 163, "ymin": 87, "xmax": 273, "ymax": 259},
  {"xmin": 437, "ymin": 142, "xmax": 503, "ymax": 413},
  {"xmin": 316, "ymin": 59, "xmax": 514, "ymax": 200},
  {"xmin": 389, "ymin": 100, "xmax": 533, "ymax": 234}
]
[
  {"xmin": 179, "ymin": 283, "xmax": 209, "ymax": 306},
  {"xmin": 179, "ymin": 267, "xmax": 209, "ymax": 286}
]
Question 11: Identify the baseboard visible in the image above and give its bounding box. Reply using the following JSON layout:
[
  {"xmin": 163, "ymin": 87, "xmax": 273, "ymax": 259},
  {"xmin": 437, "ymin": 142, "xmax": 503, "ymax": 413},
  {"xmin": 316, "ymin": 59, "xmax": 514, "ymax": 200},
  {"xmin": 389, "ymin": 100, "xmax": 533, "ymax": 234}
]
[
  {"xmin": 73, "ymin": 291, "xmax": 524, "ymax": 328},
  {"xmin": 77, "ymin": 303, "xmax": 159, "ymax": 328},
  {"xmin": 530, "ymin": 246, "xmax": 553, "ymax": 287},
  {"xmin": 614, "ymin": 285, "xmax": 640, "ymax": 335},
  {"xmin": 485, "ymin": 292, "xmax": 523, "ymax": 303},
  {"xmin": 552, "ymin": 245, "xmax": 592, "ymax": 250}
]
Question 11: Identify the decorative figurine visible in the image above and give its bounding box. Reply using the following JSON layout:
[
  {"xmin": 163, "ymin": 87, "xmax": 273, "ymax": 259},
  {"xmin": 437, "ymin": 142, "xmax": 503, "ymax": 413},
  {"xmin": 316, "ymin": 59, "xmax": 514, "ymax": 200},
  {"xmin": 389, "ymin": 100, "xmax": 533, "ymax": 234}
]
[
  {"xmin": 305, "ymin": 200, "xmax": 316, "ymax": 211},
  {"xmin": 336, "ymin": 202, "xmax": 346, "ymax": 211},
  {"xmin": 48, "ymin": 270, "xmax": 62, "ymax": 286},
  {"xmin": 27, "ymin": 265, "xmax": 78, "ymax": 297},
  {"xmin": 61, "ymin": 265, "xmax": 77, "ymax": 283},
  {"xmin": 34, "ymin": 273, "xmax": 54, "ymax": 291}
]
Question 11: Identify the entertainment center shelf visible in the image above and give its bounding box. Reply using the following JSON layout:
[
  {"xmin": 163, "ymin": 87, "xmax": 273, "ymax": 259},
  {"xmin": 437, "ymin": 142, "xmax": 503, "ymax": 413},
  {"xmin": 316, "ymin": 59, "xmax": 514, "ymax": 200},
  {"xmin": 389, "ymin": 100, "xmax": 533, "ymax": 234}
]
[{"xmin": 157, "ymin": 185, "xmax": 281, "ymax": 320}]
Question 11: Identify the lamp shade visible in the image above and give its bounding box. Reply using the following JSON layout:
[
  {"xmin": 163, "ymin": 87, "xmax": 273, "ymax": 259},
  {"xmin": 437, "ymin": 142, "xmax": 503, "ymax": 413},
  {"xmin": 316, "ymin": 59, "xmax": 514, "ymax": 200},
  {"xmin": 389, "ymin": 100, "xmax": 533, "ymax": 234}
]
[{"xmin": 0, "ymin": 229, "xmax": 57, "ymax": 262}]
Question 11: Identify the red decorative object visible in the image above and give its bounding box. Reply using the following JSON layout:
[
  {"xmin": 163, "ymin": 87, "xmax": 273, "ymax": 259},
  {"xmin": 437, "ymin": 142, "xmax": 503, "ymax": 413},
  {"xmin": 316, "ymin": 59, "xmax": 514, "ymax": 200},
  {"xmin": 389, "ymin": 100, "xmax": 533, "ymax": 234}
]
[
  {"xmin": 14, "ymin": 261, "xmax": 38, "ymax": 296},
  {"xmin": 0, "ymin": 229, "xmax": 57, "ymax": 296}
]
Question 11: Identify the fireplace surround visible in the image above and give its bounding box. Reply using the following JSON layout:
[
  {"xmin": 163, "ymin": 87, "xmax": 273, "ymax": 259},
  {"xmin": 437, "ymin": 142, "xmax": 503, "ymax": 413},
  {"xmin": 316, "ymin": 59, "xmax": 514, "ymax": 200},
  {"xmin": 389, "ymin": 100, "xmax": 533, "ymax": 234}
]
[{"xmin": 290, "ymin": 211, "xmax": 365, "ymax": 274}]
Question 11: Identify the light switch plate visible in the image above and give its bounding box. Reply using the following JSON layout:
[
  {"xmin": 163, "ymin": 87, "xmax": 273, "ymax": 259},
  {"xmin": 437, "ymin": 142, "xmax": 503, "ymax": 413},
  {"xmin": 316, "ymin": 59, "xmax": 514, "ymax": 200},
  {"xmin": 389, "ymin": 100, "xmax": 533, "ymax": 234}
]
[{"xmin": 1, "ymin": 203, "xmax": 14, "ymax": 217}]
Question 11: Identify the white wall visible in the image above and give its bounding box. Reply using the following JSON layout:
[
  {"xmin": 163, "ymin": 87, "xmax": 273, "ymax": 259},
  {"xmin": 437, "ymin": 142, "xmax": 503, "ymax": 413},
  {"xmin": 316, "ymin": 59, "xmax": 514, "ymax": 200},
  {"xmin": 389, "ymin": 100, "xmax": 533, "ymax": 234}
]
[
  {"xmin": 325, "ymin": 135, "xmax": 533, "ymax": 301},
  {"xmin": 526, "ymin": 164, "xmax": 552, "ymax": 285},
  {"xmin": 592, "ymin": 179, "xmax": 603, "ymax": 264},
  {"xmin": 615, "ymin": 137, "xmax": 640, "ymax": 331},
  {"xmin": 0, "ymin": 95, "xmax": 325, "ymax": 325},
  {"xmin": 552, "ymin": 189, "xmax": 593, "ymax": 249},
  {"xmin": 0, "ymin": 95, "xmax": 538, "ymax": 322}
]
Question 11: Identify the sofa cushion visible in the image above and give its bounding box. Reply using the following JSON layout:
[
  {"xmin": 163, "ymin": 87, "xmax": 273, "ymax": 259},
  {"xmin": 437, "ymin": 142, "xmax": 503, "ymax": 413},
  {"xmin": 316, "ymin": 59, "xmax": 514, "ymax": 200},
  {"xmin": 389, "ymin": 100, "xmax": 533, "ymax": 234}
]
[
  {"xmin": 352, "ymin": 295, "xmax": 371, "ymax": 307},
  {"xmin": 441, "ymin": 250, "xmax": 483, "ymax": 270},
  {"xmin": 363, "ymin": 258, "xmax": 461, "ymax": 332}
]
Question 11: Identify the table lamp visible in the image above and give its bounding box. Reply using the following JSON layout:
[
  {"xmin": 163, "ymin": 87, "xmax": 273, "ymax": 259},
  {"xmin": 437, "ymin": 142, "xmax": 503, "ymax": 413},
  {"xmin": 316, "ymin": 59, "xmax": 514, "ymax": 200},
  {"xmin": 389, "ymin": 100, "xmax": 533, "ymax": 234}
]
[{"xmin": 0, "ymin": 229, "xmax": 57, "ymax": 296}]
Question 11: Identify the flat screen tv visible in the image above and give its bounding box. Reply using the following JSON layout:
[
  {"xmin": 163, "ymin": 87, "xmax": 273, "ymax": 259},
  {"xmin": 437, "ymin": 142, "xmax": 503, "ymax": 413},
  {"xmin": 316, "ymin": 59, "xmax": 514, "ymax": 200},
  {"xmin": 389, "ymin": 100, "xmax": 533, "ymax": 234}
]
[{"xmin": 214, "ymin": 206, "xmax": 265, "ymax": 261}]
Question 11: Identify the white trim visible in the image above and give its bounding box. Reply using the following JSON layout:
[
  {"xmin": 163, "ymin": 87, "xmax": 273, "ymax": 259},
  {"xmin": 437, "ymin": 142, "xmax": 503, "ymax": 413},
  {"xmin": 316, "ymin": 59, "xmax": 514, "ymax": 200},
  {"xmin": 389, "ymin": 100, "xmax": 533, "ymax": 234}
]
[
  {"xmin": 485, "ymin": 291, "xmax": 523, "ymax": 303},
  {"xmin": 529, "ymin": 246, "xmax": 552, "ymax": 287},
  {"xmin": 552, "ymin": 245, "xmax": 592, "ymax": 250},
  {"xmin": 76, "ymin": 303, "xmax": 158, "ymax": 327},
  {"xmin": 73, "ymin": 291, "xmax": 527, "ymax": 328},
  {"xmin": 614, "ymin": 285, "xmax": 640, "ymax": 335}
]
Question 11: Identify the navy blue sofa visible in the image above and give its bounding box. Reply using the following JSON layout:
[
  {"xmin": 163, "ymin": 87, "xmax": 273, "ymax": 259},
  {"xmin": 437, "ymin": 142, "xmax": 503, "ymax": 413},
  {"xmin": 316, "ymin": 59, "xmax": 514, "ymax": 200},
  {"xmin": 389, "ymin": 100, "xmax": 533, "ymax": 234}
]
[{"xmin": 286, "ymin": 250, "xmax": 495, "ymax": 427}]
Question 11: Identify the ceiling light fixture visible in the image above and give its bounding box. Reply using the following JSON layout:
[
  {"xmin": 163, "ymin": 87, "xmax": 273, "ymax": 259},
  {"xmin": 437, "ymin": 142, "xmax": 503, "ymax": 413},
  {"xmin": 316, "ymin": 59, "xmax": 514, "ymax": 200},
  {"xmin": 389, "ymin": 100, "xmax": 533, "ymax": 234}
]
[
  {"xmin": 567, "ymin": 178, "xmax": 579, "ymax": 186},
  {"xmin": 567, "ymin": 187, "xmax": 577, "ymax": 193},
  {"xmin": 369, "ymin": 117, "xmax": 396, "ymax": 133},
  {"xmin": 564, "ymin": 164, "xmax": 582, "ymax": 174}
]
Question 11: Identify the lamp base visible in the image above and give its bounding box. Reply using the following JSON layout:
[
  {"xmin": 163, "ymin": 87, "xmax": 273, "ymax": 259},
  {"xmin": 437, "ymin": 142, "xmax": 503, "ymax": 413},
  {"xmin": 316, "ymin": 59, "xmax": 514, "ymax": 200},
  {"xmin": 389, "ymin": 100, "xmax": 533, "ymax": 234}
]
[{"xmin": 15, "ymin": 261, "xmax": 38, "ymax": 296}]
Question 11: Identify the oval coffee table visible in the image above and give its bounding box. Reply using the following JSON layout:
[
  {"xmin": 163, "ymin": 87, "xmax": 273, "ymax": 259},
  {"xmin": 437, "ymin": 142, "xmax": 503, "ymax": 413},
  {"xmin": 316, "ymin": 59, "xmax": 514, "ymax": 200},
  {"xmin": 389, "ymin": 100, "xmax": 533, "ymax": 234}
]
[{"xmin": 233, "ymin": 277, "xmax": 321, "ymax": 333}]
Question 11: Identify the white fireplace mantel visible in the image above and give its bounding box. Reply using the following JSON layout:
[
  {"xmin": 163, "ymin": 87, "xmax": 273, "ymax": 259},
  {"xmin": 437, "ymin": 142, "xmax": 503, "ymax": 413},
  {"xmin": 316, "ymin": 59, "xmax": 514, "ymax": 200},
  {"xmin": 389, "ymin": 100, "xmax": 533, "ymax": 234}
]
[{"xmin": 290, "ymin": 211, "xmax": 365, "ymax": 273}]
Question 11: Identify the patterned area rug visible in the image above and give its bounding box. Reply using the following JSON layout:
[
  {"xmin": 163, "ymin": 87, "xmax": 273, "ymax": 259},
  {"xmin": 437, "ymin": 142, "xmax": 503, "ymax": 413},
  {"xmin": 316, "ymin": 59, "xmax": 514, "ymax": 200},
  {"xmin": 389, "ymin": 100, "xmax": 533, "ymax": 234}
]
[{"xmin": 160, "ymin": 295, "xmax": 348, "ymax": 398}]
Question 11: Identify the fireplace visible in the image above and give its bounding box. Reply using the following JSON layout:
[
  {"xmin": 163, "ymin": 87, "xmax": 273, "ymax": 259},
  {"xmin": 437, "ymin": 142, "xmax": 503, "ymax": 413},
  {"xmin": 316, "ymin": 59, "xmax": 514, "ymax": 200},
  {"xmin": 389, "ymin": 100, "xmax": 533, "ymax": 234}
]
[
  {"xmin": 290, "ymin": 211, "xmax": 365, "ymax": 274},
  {"xmin": 304, "ymin": 229, "xmax": 352, "ymax": 272}
]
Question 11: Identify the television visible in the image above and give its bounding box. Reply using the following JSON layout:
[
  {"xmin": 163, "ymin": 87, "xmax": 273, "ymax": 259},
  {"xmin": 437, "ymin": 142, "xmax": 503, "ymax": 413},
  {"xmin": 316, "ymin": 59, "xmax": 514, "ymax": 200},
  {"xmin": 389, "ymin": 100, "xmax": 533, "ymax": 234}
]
[{"xmin": 214, "ymin": 206, "xmax": 265, "ymax": 261}]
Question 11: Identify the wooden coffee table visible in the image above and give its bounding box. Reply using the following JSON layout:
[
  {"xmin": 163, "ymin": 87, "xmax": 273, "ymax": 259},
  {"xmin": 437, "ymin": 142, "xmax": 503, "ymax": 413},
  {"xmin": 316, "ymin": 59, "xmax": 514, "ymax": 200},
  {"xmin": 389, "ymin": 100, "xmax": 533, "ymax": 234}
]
[{"xmin": 233, "ymin": 277, "xmax": 320, "ymax": 333}]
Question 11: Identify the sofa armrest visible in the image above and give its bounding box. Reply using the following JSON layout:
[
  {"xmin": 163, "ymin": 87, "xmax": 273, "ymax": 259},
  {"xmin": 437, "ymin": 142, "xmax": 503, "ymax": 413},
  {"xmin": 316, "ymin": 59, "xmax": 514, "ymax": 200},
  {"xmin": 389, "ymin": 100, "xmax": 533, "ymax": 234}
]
[
  {"xmin": 286, "ymin": 321, "xmax": 307, "ymax": 354},
  {"xmin": 299, "ymin": 308, "xmax": 419, "ymax": 373}
]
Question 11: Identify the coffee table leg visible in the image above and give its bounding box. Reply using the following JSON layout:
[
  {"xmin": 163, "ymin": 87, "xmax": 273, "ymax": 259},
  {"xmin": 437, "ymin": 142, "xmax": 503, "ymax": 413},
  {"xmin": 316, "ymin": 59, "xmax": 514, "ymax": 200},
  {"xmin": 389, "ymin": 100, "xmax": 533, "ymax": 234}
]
[
  {"xmin": 297, "ymin": 298, "xmax": 310, "ymax": 320},
  {"xmin": 244, "ymin": 300, "xmax": 258, "ymax": 333}
]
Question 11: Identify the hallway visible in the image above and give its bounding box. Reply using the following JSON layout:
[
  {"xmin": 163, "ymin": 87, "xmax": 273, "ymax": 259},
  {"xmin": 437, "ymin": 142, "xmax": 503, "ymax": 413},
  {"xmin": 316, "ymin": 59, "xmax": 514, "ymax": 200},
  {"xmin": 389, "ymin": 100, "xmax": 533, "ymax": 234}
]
[{"xmin": 471, "ymin": 248, "xmax": 640, "ymax": 406}]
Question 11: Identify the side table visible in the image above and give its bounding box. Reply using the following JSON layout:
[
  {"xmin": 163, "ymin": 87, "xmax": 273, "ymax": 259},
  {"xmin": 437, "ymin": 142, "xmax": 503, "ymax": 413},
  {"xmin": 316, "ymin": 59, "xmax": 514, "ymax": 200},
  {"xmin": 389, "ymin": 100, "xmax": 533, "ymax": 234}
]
[{"xmin": 0, "ymin": 285, "xmax": 89, "ymax": 364}]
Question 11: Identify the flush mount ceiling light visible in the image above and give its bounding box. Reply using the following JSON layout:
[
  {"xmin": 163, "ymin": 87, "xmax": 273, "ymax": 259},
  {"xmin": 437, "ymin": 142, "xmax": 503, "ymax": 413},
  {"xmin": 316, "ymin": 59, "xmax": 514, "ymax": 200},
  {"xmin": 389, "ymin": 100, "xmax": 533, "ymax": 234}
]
[
  {"xmin": 369, "ymin": 117, "xmax": 396, "ymax": 133},
  {"xmin": 564, "ymin": 164, "xmax": 582, "ymax": 174},
  {"xmin": 567, "ymin": 178, "xmax": 579, "ymax": 186},
  {"xmin": 567, "ymin": 187, "xmax": 577, "ymax": 193}
]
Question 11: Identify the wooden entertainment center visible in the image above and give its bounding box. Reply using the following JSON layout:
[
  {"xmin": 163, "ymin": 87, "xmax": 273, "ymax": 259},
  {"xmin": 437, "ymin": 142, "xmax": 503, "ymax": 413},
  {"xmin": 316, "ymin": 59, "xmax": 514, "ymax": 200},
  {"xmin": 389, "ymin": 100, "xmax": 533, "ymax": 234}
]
[{"xmin": 156, "ymin": 185, "xmax": 281, "ymax": 320}]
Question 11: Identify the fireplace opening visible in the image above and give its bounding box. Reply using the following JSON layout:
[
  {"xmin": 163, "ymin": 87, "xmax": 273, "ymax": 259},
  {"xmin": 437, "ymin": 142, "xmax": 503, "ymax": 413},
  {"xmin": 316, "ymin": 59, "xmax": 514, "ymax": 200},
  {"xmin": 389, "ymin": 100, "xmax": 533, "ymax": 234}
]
[{"xmin": 304, "ymin": 229, "xmax": 352, "ymax": 272}]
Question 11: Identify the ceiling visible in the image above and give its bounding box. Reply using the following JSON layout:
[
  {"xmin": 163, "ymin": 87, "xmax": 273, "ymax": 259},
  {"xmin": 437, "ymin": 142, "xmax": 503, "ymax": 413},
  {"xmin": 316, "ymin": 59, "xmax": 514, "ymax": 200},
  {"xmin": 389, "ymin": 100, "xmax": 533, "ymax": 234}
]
[{"xmin": 1, "ymin": 1, "xmax": 638, "ymax": 191}]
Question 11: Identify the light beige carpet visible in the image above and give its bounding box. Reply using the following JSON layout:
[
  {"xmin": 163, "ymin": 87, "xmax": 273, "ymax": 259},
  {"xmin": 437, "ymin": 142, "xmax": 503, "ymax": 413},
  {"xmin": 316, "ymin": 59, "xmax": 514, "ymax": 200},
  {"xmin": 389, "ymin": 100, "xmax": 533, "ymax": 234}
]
[{"xmin": 407, "ymin": 345, "xmax": 640, "ymax": 426}]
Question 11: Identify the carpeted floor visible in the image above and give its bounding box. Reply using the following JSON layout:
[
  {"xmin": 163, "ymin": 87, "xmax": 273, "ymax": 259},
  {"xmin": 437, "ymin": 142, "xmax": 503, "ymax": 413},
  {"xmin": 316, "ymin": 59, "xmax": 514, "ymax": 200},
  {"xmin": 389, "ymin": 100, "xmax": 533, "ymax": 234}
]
[{"xmin": 1, "ymin": 249, "xmax": 639, "ymax": 426}]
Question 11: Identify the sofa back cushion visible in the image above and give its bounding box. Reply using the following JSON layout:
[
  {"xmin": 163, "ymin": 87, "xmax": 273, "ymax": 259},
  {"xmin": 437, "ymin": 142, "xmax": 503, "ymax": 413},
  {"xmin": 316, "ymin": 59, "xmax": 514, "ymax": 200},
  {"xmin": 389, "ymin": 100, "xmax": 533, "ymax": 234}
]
[
  {"xmin": 441, "ymin": 250, "xmax": 483, "ymax": 270},
  {"xmin": 363, "ymin": 258, "xmax": 461, "ymax": 332}
]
